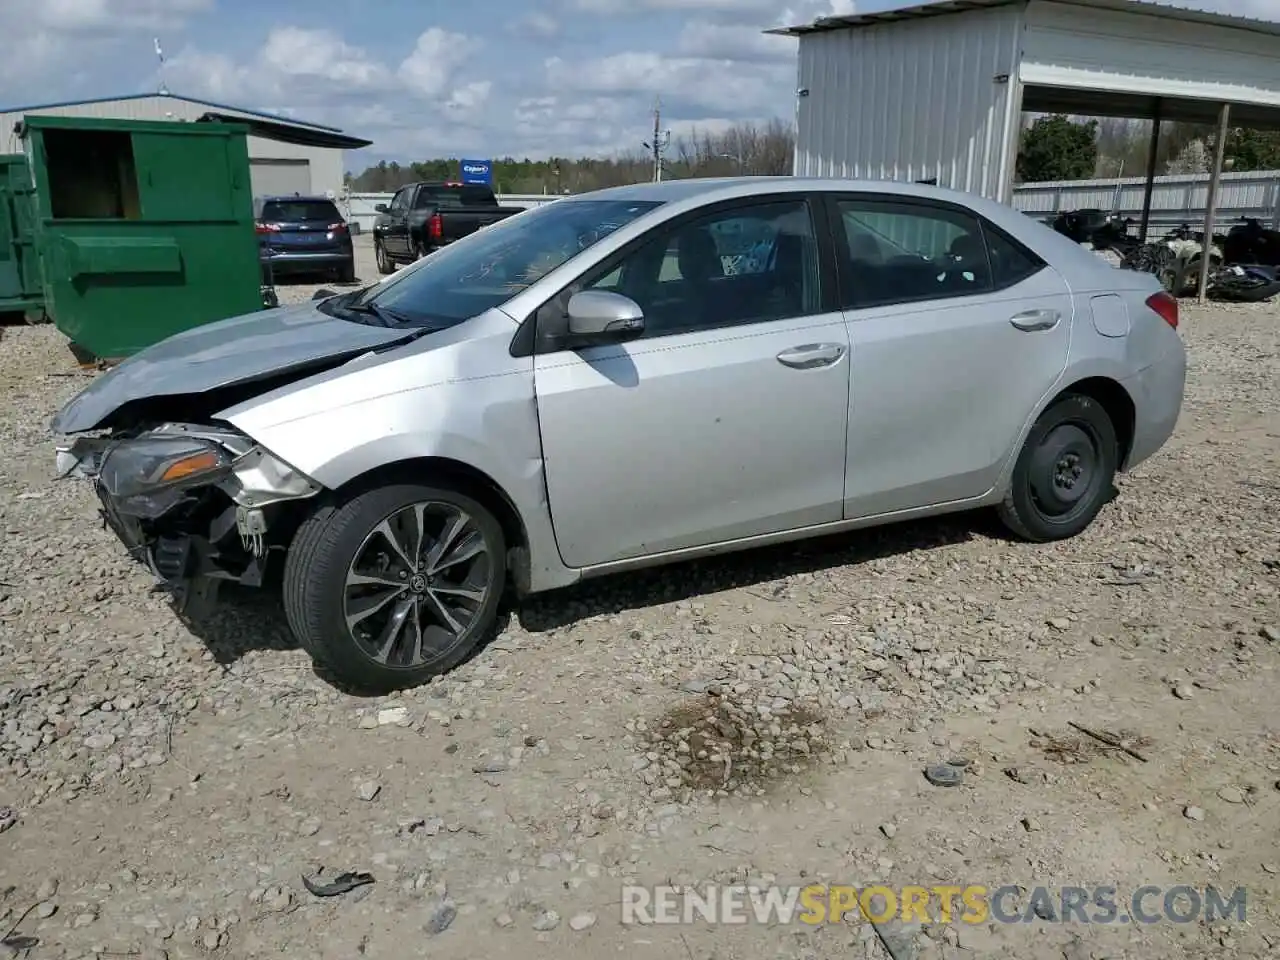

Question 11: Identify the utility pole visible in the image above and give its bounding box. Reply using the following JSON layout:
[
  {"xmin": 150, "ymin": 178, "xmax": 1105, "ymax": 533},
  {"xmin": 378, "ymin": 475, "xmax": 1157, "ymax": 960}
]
[
  {"xmin": 154, "ymin": 37, "xmax": 169, "ymax": 95},
  {"xmin": 642, "ymin": 97, "xmax": 671, "ymax": 183}
]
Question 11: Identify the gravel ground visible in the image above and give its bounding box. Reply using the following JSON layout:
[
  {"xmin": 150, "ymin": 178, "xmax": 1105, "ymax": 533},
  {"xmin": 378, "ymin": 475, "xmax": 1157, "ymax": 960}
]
[{"xmin": 2, "ymin": 239, "xmax": 1279, "ymax": 960}]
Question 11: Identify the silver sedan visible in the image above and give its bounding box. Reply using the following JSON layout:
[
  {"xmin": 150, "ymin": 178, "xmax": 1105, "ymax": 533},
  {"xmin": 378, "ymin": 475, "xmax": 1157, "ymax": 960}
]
[{"xmin": 52, "ymin": 177, "xmax": 1186, "ymax": 692}]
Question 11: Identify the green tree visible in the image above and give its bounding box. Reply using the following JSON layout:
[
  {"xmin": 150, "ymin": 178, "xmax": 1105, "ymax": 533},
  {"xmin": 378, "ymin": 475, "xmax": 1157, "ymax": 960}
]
[
  {"xmin": 1224, "ymin": 128, "xmax": 1280, "ymax": 172},
  {"xmin": 1016, "ymin": 114, "xmax": 1099, "ymax": 182}
]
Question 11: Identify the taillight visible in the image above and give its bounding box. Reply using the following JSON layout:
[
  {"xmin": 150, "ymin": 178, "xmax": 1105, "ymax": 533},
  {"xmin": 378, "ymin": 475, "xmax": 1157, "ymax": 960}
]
[
  {"xmin": 255, "ymin": 222, "xmax": 281, "ymax": 234},
  {"xmin": 1146, "ymin": 291, "xmax": 1178, "ymax": 330},
  {"xmin": 428, "ymin": 213, "xmax": 443, "ymax": 240},
  {"xmin": 327, "ymin": 222, "xmax": 347, "ymax": 234}
]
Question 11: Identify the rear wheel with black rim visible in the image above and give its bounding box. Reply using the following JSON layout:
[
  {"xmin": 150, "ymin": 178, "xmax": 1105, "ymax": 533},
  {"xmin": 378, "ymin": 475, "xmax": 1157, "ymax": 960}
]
[
  {"xmin": 374, "ymin": 239, "xmax": 395, "ymax": 275},
  {"xmin": 997, "ymin": 393, "xmax": 1119, "ymax": 542},
  {"xmin": 283, "ymin": 484, "xmax": 506, "ymax": 693}
]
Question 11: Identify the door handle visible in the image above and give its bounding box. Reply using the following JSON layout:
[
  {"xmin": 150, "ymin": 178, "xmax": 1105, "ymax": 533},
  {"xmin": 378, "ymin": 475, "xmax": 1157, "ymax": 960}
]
[
  {"xmin": 1010, "ymin": 309, "xmax": 1061, "ymax": 332},
  {"xmin": 776, "ymin": 342, "xmax": 846, "ymax": 369}
]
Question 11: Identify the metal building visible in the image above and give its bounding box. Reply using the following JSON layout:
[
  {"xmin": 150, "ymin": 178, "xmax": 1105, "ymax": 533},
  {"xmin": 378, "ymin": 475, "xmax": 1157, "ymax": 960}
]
[
  {"xmin": 0, "ymin": 92, "xmax": 371, "ymax": 200},
  {"xmin": 772, "ymin": 0, "xmax": 1280, "ymax": 205}
]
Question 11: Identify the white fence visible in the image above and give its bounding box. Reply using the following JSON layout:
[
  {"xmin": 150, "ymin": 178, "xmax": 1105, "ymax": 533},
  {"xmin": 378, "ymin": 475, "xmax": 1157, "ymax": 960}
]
[
  {"xmin": 1012, "ymin": 169, "xmax": 1280, "ymax": 230},
  {"xmin": 343, "ymin": 170, "xmax": 1280, "ymax": 235},
  {"xmin": 342, "ymin": 192, "xmax": 561, "ymax": 233}
]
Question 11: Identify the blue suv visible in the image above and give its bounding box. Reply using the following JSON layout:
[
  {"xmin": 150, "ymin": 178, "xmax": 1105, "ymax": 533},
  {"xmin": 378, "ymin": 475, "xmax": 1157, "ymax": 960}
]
[{"xmin": 254, "ymin": 195, "xmax": 356, "ymax": 283}]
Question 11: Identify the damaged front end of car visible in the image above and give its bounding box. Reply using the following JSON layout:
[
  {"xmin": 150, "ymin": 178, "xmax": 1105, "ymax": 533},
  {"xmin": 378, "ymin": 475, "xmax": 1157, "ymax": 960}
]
[{"xmin": 55, "ymin": 422, "xmax": 323, "ymax": 612}]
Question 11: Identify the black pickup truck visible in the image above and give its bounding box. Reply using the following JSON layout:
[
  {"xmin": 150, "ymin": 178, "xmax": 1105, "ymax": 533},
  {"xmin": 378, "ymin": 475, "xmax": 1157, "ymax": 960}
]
[{"xmin": 371, "ymin": 181, "xmax": 525, "ymax": 273}]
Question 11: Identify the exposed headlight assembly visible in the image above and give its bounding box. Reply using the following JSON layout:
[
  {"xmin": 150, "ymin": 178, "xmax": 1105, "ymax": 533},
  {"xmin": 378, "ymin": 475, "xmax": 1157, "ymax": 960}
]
[
  {"xmin": 98, "ymin": 436, "xmax": 232, "ymax": 500},
  {"xmin": 56, "ymin": 424, "xmax": 322, "ymax": 520}
]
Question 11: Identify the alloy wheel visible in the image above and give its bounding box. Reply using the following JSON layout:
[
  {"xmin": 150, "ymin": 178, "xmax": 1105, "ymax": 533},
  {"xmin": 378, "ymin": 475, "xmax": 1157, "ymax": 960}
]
[{"xmin": 342, "ymin": 502, "xmax": 493, "ymax": 668}]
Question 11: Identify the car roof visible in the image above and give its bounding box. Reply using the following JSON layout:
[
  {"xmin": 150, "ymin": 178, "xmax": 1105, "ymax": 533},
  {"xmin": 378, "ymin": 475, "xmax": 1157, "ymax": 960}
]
[
  {"xmin": 569, "ymin": 176, "xmax": 1020, "ymax": 220},
  {"xmin": 552, "ymin": 176, "xmax": 1129, "ymax": 290}
]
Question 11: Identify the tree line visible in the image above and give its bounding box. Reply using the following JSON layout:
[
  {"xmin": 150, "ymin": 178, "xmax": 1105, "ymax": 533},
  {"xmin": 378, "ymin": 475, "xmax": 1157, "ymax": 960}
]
[
  {"xmin": 345, "ymin": 114, "xmax": 1280, "ymax": 195},
  {"xmin": 344, "ymin": 119, "xmax": 797, "ymax": 195},
  {"xmin": 1017, "ymin": 114, "xmax": 1280, "ymax": 182}
]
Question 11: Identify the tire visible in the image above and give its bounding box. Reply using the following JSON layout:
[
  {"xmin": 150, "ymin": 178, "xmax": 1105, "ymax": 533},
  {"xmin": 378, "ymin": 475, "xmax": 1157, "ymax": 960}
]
[
  {"xmin": 997, "ymin": 393, "xmax": 1119, "ymax": 542},
  {"xmin": 283, "ymin": 484, "xmax": 506, "ymax": 693},
  {"xmin": 412, "ymin": 239, "xmax": 427, "ymax": 260},
  {"xmin": 337, "ymin": 258, "xmax": 357, "ymax": 284},
  {"xmin": 374, "ymin": 239, "xmax": 395, "ymax": 275}
]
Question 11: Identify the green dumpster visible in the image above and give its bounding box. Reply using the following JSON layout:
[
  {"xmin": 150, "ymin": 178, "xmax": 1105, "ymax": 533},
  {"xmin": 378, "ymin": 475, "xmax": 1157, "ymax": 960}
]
[
  {"xmin": 19, "ymin": 115, "xmax": 263, "ymax": 360},
  {"xmin": 0, "ymin": 153, "xmax": 43, "ymax": 317}
]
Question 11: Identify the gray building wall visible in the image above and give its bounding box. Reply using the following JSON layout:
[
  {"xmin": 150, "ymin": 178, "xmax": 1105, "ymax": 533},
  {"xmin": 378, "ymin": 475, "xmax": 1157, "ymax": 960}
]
[
  {"xmin": 794, "ymin": 4, "xmax": 1023, "ymax": 202},
  {"xmin": 0, "ymin": 94, "xmax": 347, "ymax": 200}
]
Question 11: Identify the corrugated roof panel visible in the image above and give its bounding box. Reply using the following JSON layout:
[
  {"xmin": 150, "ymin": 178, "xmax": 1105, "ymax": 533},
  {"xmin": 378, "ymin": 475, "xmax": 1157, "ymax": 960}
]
[
  {"xmin": 0, "ymin": 92, "xmax": 341, "ymax": 133},
  {"xmin": 771, "ymin": 0, "xmax": 1280, "ymax": 38}
]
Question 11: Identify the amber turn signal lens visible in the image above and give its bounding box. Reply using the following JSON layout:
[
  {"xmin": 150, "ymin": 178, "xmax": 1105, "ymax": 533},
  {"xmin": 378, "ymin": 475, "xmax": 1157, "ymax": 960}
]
[{"xmin": 159, "ymin": 450, "xmax": 221, "ymax": 483}]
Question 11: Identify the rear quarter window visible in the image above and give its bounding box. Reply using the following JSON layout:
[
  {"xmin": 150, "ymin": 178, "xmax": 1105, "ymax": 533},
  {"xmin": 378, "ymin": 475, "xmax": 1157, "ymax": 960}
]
[{"xmin": 983, "ymin": 225, "xmax": 1047, "ymax": 288}]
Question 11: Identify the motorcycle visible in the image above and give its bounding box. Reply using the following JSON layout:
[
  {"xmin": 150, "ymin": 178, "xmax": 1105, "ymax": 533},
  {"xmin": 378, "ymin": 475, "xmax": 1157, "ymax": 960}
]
[
  {"xmin": 1119, "ymin": 223, "xmax": 1224, "ymax": 297},
  {"xmin": 1222, "ymin": 216, "xmax": 1280, "ymax": 268},
  {"xmin": 1050, "ymin": 208, "xmax": 1134, "ymax": 250},
  {"xmin": 1207, "ymin": 263, "xmax": 1280, "ymax": 303}
]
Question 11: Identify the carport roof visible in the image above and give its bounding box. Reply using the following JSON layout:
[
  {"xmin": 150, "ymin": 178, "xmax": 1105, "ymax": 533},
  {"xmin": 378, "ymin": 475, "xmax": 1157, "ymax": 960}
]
[
  {"xmin": 196, "ymin": 112, "xmax": 373, "ymax": 149},
  {"xmin": 768, "ymin": 0, "xmax": 1280, "ymax": 38},
  {"xmin": 769, "ymin": 0, "xmax": 1280, "ymax": 129}
]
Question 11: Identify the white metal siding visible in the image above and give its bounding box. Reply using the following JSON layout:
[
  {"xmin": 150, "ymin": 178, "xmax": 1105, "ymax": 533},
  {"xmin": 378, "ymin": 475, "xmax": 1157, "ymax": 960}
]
[
  {"xmin": 794, "ymin": 5, "xmax": 1023, "ymax": 201},
  {"xmin": 1013, "ymin": 168, "xmax": 1280, "ymax": 229},
  {"xmin": 1021, "ymin": 1, "xmax": 1280, "ymax": 107},
  {"xmin": 250, "ymin": 159, "xmax": 312, "ymax": 197},
  {"xmin": 0, "ymin": 96, "xmax": 347, "ymax": 200}
]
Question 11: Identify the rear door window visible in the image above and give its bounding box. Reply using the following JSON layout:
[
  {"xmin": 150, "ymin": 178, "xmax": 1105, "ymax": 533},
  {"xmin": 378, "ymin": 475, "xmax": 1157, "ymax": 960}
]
[{"xmin": 834, "ymin": 198, "xmax": 993, "ymax": 308}]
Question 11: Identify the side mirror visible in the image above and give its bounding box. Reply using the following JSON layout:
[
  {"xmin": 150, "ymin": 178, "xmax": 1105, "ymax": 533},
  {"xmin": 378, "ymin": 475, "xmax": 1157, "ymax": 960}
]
[
  {"xmin": 374, "ymin": 203, "xmax": 388, "ymax": 213},
  {"xmin": 312, "ymin": 288, "xmax": 337, "ymax": 300},
  {"xmin": 566, "ymin": 290, "xmax": 644, "ymax": 341}
]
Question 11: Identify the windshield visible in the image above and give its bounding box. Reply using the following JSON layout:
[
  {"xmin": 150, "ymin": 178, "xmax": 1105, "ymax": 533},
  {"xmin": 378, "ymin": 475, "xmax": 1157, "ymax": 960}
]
[{"xmin": 325, "ymin": 198, "xmax": 663, "ymax": 329}]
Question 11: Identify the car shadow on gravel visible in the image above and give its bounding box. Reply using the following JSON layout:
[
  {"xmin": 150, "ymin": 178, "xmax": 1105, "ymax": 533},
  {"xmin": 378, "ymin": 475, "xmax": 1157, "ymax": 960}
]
[
  {"xmin": 174, "ymin": 511, "xmax": 993, "ymax": 691},
  {"xmin": 178, "ymin": 580, "xmax": 517, "ymax": 698},
  {"xmin": 515, "ymin": 510, "xmax": 1000, "ymax": 633},
  {"xmin": 177, "ymin": 583, "xmax": 299, "ymax": 663}
]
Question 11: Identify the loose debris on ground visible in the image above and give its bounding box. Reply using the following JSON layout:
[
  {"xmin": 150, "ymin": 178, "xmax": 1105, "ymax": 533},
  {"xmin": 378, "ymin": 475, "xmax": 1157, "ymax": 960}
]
[{"xmin": 1, "ymin": 240, "xmax": 1278, "ymax": 959}]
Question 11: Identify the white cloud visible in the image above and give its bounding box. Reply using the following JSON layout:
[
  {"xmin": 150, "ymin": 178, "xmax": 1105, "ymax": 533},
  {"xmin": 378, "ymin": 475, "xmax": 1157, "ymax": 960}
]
[
  {"xmin": 397, "ymin": 28, "xmax": 482, "ymax": 99},
  {"xmin": 545, "ymin": 51, "xmax": 793, "ymax": 115},
  {"xmin": 570, "ymin": 0, "xmax": 854, "ymax": 18},
  {"xmin": 260, "ymin": 27, "xmax": 394, "ymax": 91},
  {"xmin": 34, "ymin": 0, "xmax": 213, "ymax": 33},
  {"xmin": 166, "ymin": 25, "xmax": 484, "ymax": 110},
  {"xmin": 446, "ymin": 81, "xmax": 493, "ymax": 112},
  {"xmin": 158, "ymin": 24, "xmax": 496, "ymax": 156},
  {"xmin": 570, "ymin": 0, "xmax": 780, "ymax": 12},
  {"xmin": 0, "ymin": 0, "xmax": 213, "ymax": 89},
  {"xmin": 516, "ymin": 11, "xmax": 561, "ymax": 37},
  {"xmin": 165, "ymin": 28, "xmax": 395, "ymax": 103},
  {"xmin": 677, "ymin": 21, "xmax": 797, "ymax": 61}
]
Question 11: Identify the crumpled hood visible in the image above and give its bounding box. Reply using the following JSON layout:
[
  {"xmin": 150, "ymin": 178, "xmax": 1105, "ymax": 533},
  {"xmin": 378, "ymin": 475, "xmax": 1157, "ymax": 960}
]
[{"xmin": 51, "ymin": 301, "xmax": 413, "ymax": 435}]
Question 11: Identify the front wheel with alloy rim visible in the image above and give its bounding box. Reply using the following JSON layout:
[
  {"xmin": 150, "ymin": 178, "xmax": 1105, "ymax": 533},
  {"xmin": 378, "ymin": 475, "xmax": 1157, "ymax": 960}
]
[
  {"xmin": 997, "ymin": 393, "xmax": 1119, "ymax": 542},
  {"xmin": 283, "ymin": 484, "xmax": 506, "ymax": 692},
  {"xmin": 374, "ymin": 239, "xmax": 395, "ymax": 275}
]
